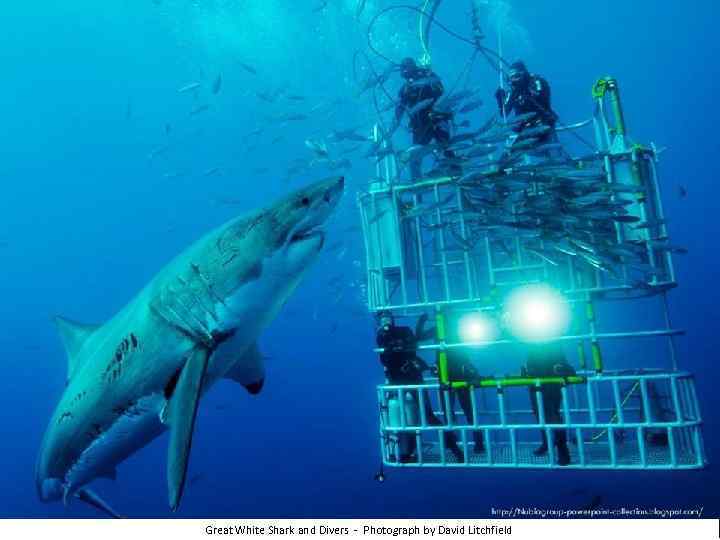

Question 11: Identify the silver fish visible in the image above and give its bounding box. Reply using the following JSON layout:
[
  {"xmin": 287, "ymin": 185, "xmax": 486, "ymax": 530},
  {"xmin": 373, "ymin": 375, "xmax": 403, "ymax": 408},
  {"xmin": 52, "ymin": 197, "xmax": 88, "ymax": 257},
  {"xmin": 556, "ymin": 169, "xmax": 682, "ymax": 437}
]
[
  {"xmin": 649, "ymin": 242, "xmax": 688, "ymax": 254},
  {"xmin": 177, "ymin": 82, "xmax": 201, "ymax": 93},
  {"xmin": 239, "ymin": 62, "xmax": 258, "ymax": 75},
  {"xmin": 633, "ymin": 219, "xmax": 667, "ymax": 230},
  {"xmin": 212, "ymin": 74, "xmax": 222, "ymax": 95},
  {"xmin": 465, "ymin": 143, "xmax": 497, "ymax": 159},
  {"xmin": 407, "ymin": 98, "xmax": 435, "ymax": 118},
  {"xmin": 525, "ymin": 247, "xmax": 560, "ymax": 266},
  {"xmin": 508, "ymin": 137, "xmax": 541, "ymax": 152},
  {"xmin": 148, "ymin": 144, "xmax": 170, "ymax": 161},
  {"xmin": 608, "ymin": 184, "xmax": 646, "ymax": 194},
  {"xmin": 367, "ymin": 209, "xmax": 389, "ymax": 225},
  {"xmin": 505, "ymin": 112, "xmax": 538, "ymax": 125},
  {"xmin": 402, "ymin": 194, "xmax": 455, "ymax": 219},
  {"xmin": 373, "ymin": 146, "xmax": 396, "ymax": 162},
  {"xmin": 449, "ymin": 132, "xmax": 478, "ymax": 145},
  {"xmin": 190, "ymin": 104, "xmax": 210, "ymax": 116},
  {"xmin": 202, "ymin": 166, "xmax": 222, "ymax": 177},
  {"xmin": 459, "ymin": 99, "xmax": 484, "ymax": 114},
  {"xmin": 517, "ymin": 124, "xmax": 552, "ymax": 139},
  {"xmin": 546, "ymin": 239, "xmax": 577, "ymax": 256},
  {"xmin": 305, "ymin": 138, "xmax": 329, "ymax": 158},
  {"xmin": 611, "ymin": 214, "xmax": 641, "ymax": 223},
  {"xmin": 398, "ymin": 143, "xmax": 437, "ymax": 164}
]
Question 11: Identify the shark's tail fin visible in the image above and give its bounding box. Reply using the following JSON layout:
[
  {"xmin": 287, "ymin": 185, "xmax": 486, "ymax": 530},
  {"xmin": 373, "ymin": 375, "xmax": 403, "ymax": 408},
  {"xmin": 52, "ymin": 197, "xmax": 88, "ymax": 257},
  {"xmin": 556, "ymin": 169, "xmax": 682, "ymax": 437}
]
[{"xmin": 76, "ymin": 488, "xmax": 124, "ymax": 519}]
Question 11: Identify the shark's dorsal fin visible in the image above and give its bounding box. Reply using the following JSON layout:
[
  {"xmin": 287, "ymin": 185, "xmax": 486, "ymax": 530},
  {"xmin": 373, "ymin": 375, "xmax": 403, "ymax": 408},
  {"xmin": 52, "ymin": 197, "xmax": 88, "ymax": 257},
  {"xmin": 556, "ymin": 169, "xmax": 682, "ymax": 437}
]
[
  {"xmin": 166, "ymin": 347, "xmax": 210, "ymax": 512},
  {"xmin": 54, "ymin": 316, "xmax": 100, "ymax": 379},
  {"xmin": 223, "ymin": 342, "xmax": 266, "ymax": 395}
]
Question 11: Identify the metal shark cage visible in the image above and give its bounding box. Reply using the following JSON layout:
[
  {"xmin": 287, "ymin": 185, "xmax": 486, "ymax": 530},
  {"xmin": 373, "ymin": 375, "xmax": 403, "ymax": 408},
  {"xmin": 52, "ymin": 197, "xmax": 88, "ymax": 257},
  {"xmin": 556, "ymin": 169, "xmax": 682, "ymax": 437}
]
[{"xmin": 358, "ymin": 78, "xmax": 706, "ymax": 470}]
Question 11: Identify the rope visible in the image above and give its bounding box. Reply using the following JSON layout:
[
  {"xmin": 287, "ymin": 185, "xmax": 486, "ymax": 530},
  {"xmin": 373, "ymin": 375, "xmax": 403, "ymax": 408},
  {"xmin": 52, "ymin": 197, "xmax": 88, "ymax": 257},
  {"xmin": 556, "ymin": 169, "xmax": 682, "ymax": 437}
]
[
  {"xmin": 365, "ymin": 3, "xmax": 597, "ymax": 156},
  {"xmin": 354, "ymin": 49, "xmax": 399, "ymax": 107},
  {"xmin": 367, "ymin": 4, "xmax": 491, "ymax": 64},
  {"xmin": 590, "ymin": 381, "xmax": 640, "ymax": 441},
  {"xmin": 419, "ymin": 0, "xmax": 436, "ymax": 64}
]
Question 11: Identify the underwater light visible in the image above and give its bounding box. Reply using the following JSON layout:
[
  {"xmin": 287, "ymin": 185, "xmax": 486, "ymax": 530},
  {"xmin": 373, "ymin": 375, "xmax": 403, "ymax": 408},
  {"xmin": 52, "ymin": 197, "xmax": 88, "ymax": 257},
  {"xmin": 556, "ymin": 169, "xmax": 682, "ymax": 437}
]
[
  {"xmin": 458, "ymin": 312, "xmax": 497, "ymax": 344},
  {"xmin": 504, "ymin": 284, "xmax": 570, "ymax": 342}
]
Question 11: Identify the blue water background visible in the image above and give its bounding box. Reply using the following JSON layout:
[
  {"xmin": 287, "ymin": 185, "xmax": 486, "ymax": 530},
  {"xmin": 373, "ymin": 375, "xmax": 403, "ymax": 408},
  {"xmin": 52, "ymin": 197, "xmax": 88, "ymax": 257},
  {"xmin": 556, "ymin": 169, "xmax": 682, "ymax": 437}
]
[{"xmin": 0, "ymin": 0, "xmax": 717, "ymax": 518}]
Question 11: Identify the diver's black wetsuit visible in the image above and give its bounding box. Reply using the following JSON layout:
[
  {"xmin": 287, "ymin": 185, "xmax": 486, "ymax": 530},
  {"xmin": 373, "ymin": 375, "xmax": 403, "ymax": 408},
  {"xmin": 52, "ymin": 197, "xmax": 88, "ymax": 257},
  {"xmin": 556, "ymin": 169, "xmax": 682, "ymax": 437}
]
[
  {"xmin": 377, "ymin": 319, "xmax": 463, "ymax": 462},
  {"xmin": 525, "ymin": 344, "xmax": 574, "ymax": 465},
  {"xmin": 497, "ymin": 73, "xmax": 559, "ymax": 144},
  {"xmin": 395, "ymin": 68, "xmax": 456, "ymax": 178},
  {"xmin": 445, "ymin": 350, "xmax": 485, "ymax": 453},
  {"xmin": 377, "ymin": 324, "xmax": 427, "ymax": 385},
  {"xmin": 414, "ymin": 314, "xmax": 485, "ymax": 454},
  {"xmin": 396, "ymin": 69, "xmax": 449, "ymax": 146}
]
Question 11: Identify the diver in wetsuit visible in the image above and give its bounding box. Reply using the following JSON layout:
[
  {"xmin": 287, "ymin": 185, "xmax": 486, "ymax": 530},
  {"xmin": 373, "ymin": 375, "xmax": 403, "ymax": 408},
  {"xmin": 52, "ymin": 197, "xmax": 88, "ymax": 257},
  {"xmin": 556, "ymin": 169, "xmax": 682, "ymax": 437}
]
[
  {"xmin": 376, "ymin": 312, "xmax": 464, "ymax": 462},
  {"xmin": 387, "ymin": 58, "xmax": 458, "ymax": 180},
  {"xmin": 444, "ymin": 319, "xmax": 486, "ymax": 454},
  {"xmin": 495, "ymin": 61, "xmax": 559, "ymax": 145},
  {"xmin": 415, "ymin": 312, "xmax": 486, "ymax": 454},
  {"xmin": 524, "ymin": 343, "xmax": 574, "ymax": 466}
]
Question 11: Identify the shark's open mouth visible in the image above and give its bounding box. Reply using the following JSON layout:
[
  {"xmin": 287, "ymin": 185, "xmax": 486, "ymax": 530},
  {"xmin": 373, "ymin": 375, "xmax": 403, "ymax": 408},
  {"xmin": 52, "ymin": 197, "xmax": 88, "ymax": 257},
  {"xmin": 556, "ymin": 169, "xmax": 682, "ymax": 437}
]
[
  {"xmin": 289, "ymin": 229, "xmax": 323, "ymax": 244},
  {"xmin": 290, "ymin": 229, "xmax": 323, "ymax": 244}
]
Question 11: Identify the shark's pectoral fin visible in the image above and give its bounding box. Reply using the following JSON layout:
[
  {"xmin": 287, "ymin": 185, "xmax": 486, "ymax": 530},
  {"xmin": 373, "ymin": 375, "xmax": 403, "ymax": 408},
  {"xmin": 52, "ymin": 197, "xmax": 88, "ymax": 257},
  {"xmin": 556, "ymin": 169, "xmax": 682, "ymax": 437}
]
[
  {"xmin": 243, "ymin": 378, "xmax": 264, "ymax": 395},
  {"xmin": 76, "ymin": 488, "xmax": 124, "ymax": 519},
  {"xmin": 166, "ymin": 347, "xmax": 210, "ymax": 512},
  {"xmin": 223, "ymin": 342, "xmax": 266, "ymax": 395}
]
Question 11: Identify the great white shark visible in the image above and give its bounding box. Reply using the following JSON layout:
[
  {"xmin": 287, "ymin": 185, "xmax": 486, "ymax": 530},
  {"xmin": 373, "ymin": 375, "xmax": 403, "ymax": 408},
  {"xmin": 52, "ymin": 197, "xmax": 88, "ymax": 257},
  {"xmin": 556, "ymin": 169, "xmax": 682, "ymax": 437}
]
[{"xmin": 35, "ymin": 176, "xmax": 344, "ymax": 515}]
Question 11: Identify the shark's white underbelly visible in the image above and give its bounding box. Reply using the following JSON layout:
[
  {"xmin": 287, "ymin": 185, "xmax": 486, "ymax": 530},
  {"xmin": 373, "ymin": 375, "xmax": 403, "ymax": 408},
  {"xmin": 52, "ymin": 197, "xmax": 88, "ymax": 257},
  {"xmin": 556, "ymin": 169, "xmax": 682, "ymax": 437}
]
[
  {"xmin": 64, "ymin": 394, "xmax": 167, "ymax": 493},
  {"xmin": 61, "ymin": 337, "xmax": 250, "ymax": 495}
]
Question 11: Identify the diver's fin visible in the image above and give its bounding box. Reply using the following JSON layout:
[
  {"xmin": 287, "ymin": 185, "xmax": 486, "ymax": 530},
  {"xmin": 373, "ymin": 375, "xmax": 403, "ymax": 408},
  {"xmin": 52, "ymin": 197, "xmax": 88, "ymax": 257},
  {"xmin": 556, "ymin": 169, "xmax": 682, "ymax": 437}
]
[
  {"xmin": 166, "ymin": 347, "xmax": 210, "ymax": 512},
  {"xmin": 54, "ymin": 316, "xmax": 100, "ymax": 380},
  {"xmin": 223, "ymin": 342, "xmax": 266, "ymax": 395},
  {"xmin": 75, "ymin": 488, "xmax": 124, "ymax": 519}
]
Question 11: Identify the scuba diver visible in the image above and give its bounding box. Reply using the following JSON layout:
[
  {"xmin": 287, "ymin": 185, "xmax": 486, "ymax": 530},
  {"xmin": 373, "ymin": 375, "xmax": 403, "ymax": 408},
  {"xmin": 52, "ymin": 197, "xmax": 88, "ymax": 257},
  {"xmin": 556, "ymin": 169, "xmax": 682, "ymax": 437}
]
[
  {"xmin": 376, "ymin": 311, "xmax": 464, "ymax": 463},
  {"xmin": 524, "ymin": 343, "xmax": 574, "ymax": 466},
  {"xmin": 420, "ymin": 312, "xmax": 486, "ymax": 454},
  {"xmin": 495, "ymin": 61, "xmax": 559, "ymax": 145},
  {"xmin": 445, "ymin": 342, "xmax": 486, "ymax": 454},
  {"xmin": 386, "ymin": 57, "xmax": 459, "ymax": 180}
]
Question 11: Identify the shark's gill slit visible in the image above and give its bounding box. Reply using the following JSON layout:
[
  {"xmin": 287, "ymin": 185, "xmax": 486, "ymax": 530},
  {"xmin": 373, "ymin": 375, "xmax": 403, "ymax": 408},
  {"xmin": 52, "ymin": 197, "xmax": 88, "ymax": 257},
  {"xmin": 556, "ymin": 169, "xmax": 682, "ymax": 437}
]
[{"xmin": 104, "ymin": 334, "xmax": 141, "ymax": 383}]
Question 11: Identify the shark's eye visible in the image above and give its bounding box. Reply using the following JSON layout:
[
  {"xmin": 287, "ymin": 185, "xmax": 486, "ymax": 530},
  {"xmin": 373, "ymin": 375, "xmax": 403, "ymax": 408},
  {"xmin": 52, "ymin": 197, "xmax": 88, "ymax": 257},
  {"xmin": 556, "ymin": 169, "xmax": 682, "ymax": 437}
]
[{"xmin": 301, "ymin": 197, "xmax": 310, "ymax": 207}]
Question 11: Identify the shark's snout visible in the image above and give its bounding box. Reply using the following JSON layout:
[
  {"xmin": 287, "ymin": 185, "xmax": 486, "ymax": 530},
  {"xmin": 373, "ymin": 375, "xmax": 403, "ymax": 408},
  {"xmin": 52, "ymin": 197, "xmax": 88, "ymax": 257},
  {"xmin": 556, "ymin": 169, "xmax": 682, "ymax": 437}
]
[
  {"xmin": 287, "ymin": 176, "xmax": 344, "ymax": 248},
  {"xmin": 322, "ymin": 175, "xmax": 344, "ymax": 204}
]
